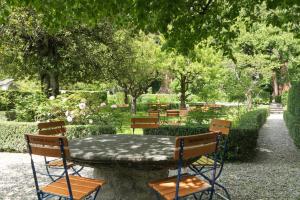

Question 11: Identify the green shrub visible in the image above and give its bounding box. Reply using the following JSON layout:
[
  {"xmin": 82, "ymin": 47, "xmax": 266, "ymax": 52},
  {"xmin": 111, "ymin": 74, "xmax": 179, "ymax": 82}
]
[
  {"xmin": 144, "ymin": 108, "xmax": 269, "ymax": 161},
  {"xmin": 284, "ymin": 111, "xmax": 300, "ymax": 148},
  {"xmin": 284, "ymin": 82, "xmax": 300, "ymax": 148},
  {"xmin": 0, "ymin": 121, "xmax": 116, "ymax": 152},
  {"xmin": 144, "ymin": 125, "xmax": 208, "ymax": 136},
  {"xmin": 0, "ymin": 90, "xmax": 35, "ymax": 111},
  {"xmin": 186, "ymin": 107, "xmax": 227, "ymax": 125}
]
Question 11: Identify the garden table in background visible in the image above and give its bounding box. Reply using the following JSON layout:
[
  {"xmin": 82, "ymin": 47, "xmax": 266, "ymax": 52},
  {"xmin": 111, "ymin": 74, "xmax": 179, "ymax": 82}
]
[{"xmin": 69, "ymin": 134, "xmax": 179, "ymax": 200}]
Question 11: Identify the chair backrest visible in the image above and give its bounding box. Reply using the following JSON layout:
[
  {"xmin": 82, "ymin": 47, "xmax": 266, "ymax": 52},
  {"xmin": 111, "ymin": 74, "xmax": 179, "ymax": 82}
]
[
  {"xmin": 148, "ymin": 110, "xmax": 160, "ymax": 117},
  {"xmin": 179, "ymin": 109, "xmax": 188, "ymax": 117},
  {"xmin": 25, "ymin": 134, "xmax": 73, "ymax": 198},
  {"xmin": 166, "ymin": 110, "xmax": 180, "ymax": 117},
  {"xmin": 25, "ymin": 134, "xmax": 70, "ymax": 158},
  {"xmin": 38, "ymin": 121, "xmax": 66, "ymax": 136},
  {"xmin": 209, "ymin": 119, "xmax": 231, "ymax": 135},
  {"xmin": 131, "ymin": 117, "xmax": 159, "ymax": 129},
  {"xmin": 174, "ymin": 132, "xmax": 218, "ymax": 160}
]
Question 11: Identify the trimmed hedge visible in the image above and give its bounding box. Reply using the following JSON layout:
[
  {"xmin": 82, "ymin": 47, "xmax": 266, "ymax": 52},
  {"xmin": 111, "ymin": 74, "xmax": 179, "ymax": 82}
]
[
  {"xmin": 284, "ymin": 111, "xmax": 300, "ymax": 148},
  {"xmin": 0, "ymin": 121, "xmax": 116, "ymax": 152},
  {"xmin": 284, "ymin": 82, "xmax": 300, "ymax": 147},
  {"xmin": 144, "ymin": 108, "xmax": 269, "ymax": 161}
]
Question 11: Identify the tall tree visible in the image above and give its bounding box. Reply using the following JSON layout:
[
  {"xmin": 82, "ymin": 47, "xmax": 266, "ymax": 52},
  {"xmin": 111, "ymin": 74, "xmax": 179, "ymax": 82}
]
[
  {"xmin": 0, "ymin": 8, "xmax": 116, "ymax": 96},
  {"xmin": 103, "ymin": 31, "xmax": 165, "ymax": 113}
]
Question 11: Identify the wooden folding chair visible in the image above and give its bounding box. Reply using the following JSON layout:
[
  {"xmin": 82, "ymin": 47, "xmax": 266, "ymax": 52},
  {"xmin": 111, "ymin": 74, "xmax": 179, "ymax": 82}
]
[
  {"xmin": 38, "ymin": 121, "xmax": 83, "ymax": 181},
  {"xmin": 149, "ymin": 132, "xmax": 219, "ymax": 200},
  {"xmin": 148, "ymin": 110, "xmax": 160, "ymax": 118},
  {"xmin": 25, "ymin": 134, "xmax": 105, "ymax": 200},
  {"xmin": 189, "ymin": 119, "xmax": 232, "ymax": 200},
  {"xmin": 131, "ymin": 117, "xmax": 159, "ymax": 134}
]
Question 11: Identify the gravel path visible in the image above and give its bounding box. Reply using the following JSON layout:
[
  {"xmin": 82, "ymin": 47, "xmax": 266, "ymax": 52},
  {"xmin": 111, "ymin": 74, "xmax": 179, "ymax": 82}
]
[
  {"xmin": 0, "ymin": 113, "xmax": 299, "ymax": 199},
  {"xmin": 219, "ymin": 113, "xmax": 300, "ymax": 200}
]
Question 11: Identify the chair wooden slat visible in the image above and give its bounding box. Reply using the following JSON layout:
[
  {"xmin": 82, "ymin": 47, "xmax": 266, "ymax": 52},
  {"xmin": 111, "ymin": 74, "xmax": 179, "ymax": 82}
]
[
  {"xmin": 26, "ymin": 134, "xmax": 68, "ymax": 146},
  {"xmin": 30, "ymin": 146, "xmax": 70, "ymax": 158},
  {"xmin": 209, "ymin": 119, "xmax": 231, "ymax": 135},
  {"xmin": 131, "ymin": 118, "xmax": 159, "ymax": 123},
  {"xmin": 175, "ymin": 132, "xmax": 217, "ymax": 148},
  {"xmin": 38, "ymin": 127, "xmax": 66, "ymax": 135},
  {"xmin": 174, "ymin": 142, "xmax": 217, "ymax": 160},
  {"xmin": 131, "ymin": 124, "xmax": 159, "ymax": 129},
  {"xmin": 38, "ymin": 121, "xmax": 65, "ymax": 129},
  {"xmin": 166, "ymin": 110, "xmax": 180, "ymax": 117},
  {"xmin": 42, "ymin": 175, "xmax": 105, "ymax": 200},
  {"xmin": 174, "ymin": 132, "xmax": 217, "ymax": 160},
  {"xmin": 149, "ymin": 175, "xmax": 211, "ymax": 200}
]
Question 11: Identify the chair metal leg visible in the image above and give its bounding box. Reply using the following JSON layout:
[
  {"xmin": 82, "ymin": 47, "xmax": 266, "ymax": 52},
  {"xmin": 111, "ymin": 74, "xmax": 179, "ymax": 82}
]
[
  {"xmin": 93, "ymin": 187, "xmax": 101, "ymax": 200},
  {"xmin": 214, "ymin": 182, "xmax": 231, "ymax": 200}
]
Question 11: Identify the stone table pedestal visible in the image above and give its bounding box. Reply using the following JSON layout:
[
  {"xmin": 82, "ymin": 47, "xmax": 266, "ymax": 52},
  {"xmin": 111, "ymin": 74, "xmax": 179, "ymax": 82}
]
[
  {"xmin": 70, "ymin": 134, "xmax": 177, "ymax": 200},
  {"xmin": 93, "ymin": 166, "xmax": 168, "ymax": 200}
]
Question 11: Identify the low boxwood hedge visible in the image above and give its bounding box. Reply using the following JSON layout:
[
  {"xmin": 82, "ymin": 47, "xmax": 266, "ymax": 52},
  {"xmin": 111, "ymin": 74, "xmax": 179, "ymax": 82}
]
[
  {"xmin": 144, "ymin": 108, "xmax": 269, "ymax": 161},
  {"xmin": 0, "ymin": 121, "xmax": 116, "ymax": 152}
]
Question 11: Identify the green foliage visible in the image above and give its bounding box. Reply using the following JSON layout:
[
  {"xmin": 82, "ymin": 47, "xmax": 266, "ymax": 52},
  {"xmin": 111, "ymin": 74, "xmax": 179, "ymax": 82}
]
[
  {"xmin": 186, "ymin": 108, "xmax": 227, "ymax": 125},
  {"xmin": 284, "ymin": 111, "xmax": 300, "ymax": 148},
  {"xmin": 143, "ymin": 125, "xmax": 208, "ymax": 137},
  {"xmin": 12, "ymin": 91, "xmax": 119, "ymax": 128},
  {"xmin": 284, "ymin": 82, "xmax": 300, "ymax": 147},
  {"xmin": 0, "ymin": 121, "xmax": 116, "ymax": 152},
  {"xmin": 145, "ymin": 108, "xmax": 269, "ymax": 161},
  {"xmin": 0, "ymin": 90, "xmax": 38, "ymax": 111},
  {"xmin": 281, "ymin": 91, "xmax": 288, "ymax": 107}
]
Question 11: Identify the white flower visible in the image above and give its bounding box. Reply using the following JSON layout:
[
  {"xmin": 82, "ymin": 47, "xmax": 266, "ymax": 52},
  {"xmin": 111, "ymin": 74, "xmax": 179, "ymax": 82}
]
[
  {"xmin": 67, "ymin": 116, "xmax": 73, "ymax": 122},
  {"xmin": 65, "ymin": 111, "xmax": 70, "ymax": 117},
  {"xmin": 111, "ymin": 104, "xmax": 117, "ymax": 109},
  {"xmin": 60, "ymin": 90, "xmax": 67, "ymax": 94},
  {"xmin": 89, "ymin": 119, "xmax": 93, "ymax": 124},
  {"xmin": 79, "ymin": 102, "xmax": 86, "ymax": 110},
  {"xmin": 49, "ymin": 96, "xmax": 55, "ymax": 100},
  {"xmin": 100, "ymin": 102, "xmax": 106, "ymax": 107}
]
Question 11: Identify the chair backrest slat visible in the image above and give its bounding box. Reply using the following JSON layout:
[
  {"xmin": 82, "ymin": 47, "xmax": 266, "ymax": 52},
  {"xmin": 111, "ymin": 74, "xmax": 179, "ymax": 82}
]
[
  {"xmin": 38, "ymin": 121, "xmax": 66, "ymax": 136},
  {"xmin": 209, "ymin": 119, "xmax": 231, "ymax": 135},
  {"xmin": 174, "ymin": 132, "xmax": 217, "ymax": 160},
  {"xmin": 25, "ymin": 134, "xmax": 70, "ymax": 158},
  {"xmin": 131, "ymin": 124, "xmax": 159, "ymax": 129},
  {"xmin": 131, "ymin": 118, "xmax": 159, "ymax": 123},
  {"xmin": 38, "ymin": 121, "xmax": 65, "ymax": 129},
  {"xmin": 30, "ymin": 146, "xmax": 70, "ymax": 157},
  {"xmin": 39, "ymin": 127, "xmax": 66, "ymax": 135},
  {"xmin": 148, "ymin": 110, "xmax": 160, "ymax": 117},
  {"xmin": 166, "ymin": 110, "xmax": 180, "ymax": 117},
  {"xmin": 27, "ymin": 134, "xmax": 68, "ymax": 146}
]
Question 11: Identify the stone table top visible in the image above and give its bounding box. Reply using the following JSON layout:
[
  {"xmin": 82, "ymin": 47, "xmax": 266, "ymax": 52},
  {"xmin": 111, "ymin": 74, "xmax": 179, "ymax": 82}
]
[{"xmin": 69, "ymin": 134, "xmax": 177, "ymax": 169}]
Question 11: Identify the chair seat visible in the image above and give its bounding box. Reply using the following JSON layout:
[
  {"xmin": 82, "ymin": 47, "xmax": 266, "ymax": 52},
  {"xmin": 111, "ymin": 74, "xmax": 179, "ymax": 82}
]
[
  {"xmin": 149, "ymin": 175, "xmax": 211, "ymax": 200},
  {"xmin": 47, "ymin": 159, "xmax": 74, "ymax": 168},
  {"xmin": 193, "ymin": 156, "xmax": 220, "ymax": 166},
  {"xmin": 42, "ymin": 175, "xmax": 105, "ymax": 200}
]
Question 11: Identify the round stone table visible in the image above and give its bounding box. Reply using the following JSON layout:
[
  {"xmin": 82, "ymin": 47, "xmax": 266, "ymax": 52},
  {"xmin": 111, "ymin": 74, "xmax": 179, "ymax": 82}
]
[{"xmin": 69, "ymin": 134, "xmax": 178, "ymax": 200}]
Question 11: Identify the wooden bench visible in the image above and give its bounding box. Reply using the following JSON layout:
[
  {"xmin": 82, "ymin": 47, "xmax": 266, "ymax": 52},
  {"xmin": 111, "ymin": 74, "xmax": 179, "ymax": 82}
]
[{"xmin": 131, "ymin": 117, "xmax": 159, "ymax": 134}]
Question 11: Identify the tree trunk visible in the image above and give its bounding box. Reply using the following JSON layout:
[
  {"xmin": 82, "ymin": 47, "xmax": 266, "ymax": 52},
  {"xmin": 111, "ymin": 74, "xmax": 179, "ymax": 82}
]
[
  {"xmin": 49, "ymin": 72, "xmax": 59, "ymax": 97},
  {"xmin": 124, "ymin": 88, "xmax": 129, "ymax": 104},
  {"xmin": 40, "ymin": 71, "xmax": 59, "ymax": 97},
  {"xmin": 180, "ymin": 75, "xmax": 187, "ymax": 109},
  {"xmin": 272, "ymin": 71, "xmax": 279, "ymax": 98},
  {"xmin": 131, "ymin": 96, "xmax": 137, "ymax": 114},
  {"xmin": 246, "ymin": 91, "xmax": 252, "ymax": 111}
]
